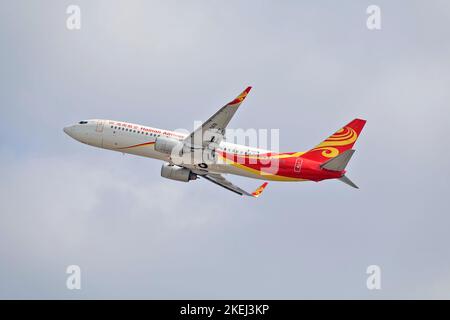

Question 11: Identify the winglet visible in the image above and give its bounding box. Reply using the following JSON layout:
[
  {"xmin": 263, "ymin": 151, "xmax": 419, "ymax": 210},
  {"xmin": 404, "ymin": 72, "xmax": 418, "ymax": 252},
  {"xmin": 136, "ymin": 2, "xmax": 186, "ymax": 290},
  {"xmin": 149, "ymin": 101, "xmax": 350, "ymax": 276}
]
[
  {"xmin": 228, "ymin": 86, "xmax": 252, "ymax": 105},
  {"xmin": 251, "ymin": 182, "xmax": 268, "ymax": 198}
]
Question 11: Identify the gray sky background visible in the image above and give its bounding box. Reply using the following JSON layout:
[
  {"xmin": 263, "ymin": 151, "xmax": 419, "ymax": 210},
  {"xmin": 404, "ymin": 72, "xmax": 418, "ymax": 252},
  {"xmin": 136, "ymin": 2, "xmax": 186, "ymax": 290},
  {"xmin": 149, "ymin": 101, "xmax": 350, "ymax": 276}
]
[{"xmin": 1, "ymin": 0, "xmax": 450, "ymax": 299}]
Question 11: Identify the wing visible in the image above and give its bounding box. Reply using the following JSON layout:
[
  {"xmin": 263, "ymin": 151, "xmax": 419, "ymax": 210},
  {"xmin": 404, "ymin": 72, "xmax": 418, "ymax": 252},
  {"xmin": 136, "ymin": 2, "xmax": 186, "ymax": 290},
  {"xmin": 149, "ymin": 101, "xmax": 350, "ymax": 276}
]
[
  {"xmin": 202, "ymin": 173, "xmax": 268, "ymax": 197},
  {"xmin": 184, "ymin": 87, "xmax": 252, "ymax": 148}
]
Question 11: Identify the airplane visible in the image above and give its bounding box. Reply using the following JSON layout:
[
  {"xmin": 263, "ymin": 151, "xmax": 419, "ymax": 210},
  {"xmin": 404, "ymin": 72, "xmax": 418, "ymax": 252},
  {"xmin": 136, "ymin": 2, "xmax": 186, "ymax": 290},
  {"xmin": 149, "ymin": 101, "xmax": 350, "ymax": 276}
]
[{"xmin": 63, "ymin": 87, "xmax": 366, "ymax": 198}]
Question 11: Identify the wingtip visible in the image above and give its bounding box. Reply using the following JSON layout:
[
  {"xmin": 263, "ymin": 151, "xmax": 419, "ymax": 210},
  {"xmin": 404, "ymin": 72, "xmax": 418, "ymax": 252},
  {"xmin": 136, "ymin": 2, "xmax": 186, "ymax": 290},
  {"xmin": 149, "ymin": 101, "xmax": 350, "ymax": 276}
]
[
  {"xmin": 228, "ymin": 86, "xmax": 253, "ymax": 105},
  {"xmin": 251, "ymin": 182, "xmax": 268, "ymax": 198}
]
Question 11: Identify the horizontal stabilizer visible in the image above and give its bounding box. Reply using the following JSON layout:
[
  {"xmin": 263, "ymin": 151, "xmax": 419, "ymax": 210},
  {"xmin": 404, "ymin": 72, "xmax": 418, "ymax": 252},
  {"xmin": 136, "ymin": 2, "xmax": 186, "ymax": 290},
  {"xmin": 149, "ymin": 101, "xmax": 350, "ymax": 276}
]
[
  {"xmin": 338, "ymin": 175, "xmax": 359, "ymax": 189},
  {"xmin": 321, "ymin": 149, "xmax": 355, "ymax": 171}
]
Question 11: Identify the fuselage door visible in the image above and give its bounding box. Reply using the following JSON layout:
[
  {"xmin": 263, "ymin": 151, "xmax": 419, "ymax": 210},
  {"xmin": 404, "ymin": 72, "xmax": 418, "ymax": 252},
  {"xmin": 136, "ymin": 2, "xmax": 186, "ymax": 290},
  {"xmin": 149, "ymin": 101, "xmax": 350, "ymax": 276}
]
[
  {"xmin": 96, "ymin": 120, "xmax": 104, "ymax": 133},
  {"xmin": 294, "ymin": 158, "xmax": 303, "ymax": 173}
]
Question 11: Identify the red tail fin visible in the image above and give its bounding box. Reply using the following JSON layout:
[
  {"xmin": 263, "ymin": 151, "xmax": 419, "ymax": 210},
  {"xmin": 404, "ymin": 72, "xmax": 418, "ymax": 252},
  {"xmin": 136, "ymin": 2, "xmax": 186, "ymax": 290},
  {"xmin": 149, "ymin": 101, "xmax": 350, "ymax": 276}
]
[{"xmin": 301, "ymin": 119, "xmax": 366, "ymax": 163}]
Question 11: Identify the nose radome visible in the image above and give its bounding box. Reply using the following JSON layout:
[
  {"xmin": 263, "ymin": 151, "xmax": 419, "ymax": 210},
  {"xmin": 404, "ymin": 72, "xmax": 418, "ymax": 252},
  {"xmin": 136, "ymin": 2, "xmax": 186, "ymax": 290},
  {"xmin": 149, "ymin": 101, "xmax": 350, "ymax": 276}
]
[{"xmin": 63, "ymin": 126, "xmax": 74, "ymax": 137}]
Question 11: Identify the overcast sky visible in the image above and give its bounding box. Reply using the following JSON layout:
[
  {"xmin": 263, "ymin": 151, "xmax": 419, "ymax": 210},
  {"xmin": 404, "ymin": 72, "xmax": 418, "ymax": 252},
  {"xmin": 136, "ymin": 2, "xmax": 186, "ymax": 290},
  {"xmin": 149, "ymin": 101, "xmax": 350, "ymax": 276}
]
[{"xmin": 1, "ymin": 0, "xmax": 450, "ymax": 299}]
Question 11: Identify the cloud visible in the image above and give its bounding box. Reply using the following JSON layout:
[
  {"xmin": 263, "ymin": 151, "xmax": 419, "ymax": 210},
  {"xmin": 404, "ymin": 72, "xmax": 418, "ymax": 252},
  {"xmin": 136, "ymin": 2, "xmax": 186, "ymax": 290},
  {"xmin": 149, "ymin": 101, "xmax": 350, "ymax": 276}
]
[
  {"xmin": 1, "ymin": 0, "xmax": 450, "ymax": 298},
  {"xmin": 0, "ymin": 152, "xmax": 228, "ymax": 298}
]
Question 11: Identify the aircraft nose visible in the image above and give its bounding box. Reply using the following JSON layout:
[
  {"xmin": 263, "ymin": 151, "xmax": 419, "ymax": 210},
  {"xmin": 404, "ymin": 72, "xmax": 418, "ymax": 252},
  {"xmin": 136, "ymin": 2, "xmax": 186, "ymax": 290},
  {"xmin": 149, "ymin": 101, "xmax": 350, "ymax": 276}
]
[{"xmin": 63, "ymin": 126, "xmax": 74, "ymax": 137}]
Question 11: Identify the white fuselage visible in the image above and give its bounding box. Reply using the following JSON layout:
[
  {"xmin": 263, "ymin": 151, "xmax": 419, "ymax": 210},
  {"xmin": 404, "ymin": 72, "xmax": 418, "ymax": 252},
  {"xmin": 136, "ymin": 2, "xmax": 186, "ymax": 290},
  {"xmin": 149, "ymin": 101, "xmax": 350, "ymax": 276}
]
[{"xmin": 63, "ymin": 119, "xmax": 272, "ymax": 180}]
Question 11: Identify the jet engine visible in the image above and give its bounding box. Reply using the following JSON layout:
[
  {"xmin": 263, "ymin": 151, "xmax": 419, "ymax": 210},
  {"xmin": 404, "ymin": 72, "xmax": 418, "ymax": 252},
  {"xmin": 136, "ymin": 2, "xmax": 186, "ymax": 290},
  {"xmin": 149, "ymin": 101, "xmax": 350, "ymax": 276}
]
[
  {"xmin": 160, "ymin": 163, "xmax": 197, "ymax": 182},
  {"xmin": 154, "ymin": 136, "xmax": 183, "ymax": 156}
]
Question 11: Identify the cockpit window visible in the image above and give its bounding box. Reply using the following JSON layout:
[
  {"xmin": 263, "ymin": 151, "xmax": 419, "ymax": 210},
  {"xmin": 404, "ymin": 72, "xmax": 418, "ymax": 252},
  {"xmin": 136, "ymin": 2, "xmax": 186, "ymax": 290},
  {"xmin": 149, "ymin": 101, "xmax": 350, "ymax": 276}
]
[{"xmin": 78, "ymin": 121, "xmax": 88, "ymax": 124}]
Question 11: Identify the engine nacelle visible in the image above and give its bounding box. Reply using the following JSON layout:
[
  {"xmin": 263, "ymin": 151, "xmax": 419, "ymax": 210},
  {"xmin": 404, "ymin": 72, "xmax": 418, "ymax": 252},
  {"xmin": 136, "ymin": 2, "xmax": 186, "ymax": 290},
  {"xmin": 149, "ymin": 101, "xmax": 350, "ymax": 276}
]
[
  {"xmin": 154, "ymin": 136, "xmax": 183, "ymax": 156},
  {"xmin": 160, "ymin": 164, "xmax": 197, "ymax": 182}
]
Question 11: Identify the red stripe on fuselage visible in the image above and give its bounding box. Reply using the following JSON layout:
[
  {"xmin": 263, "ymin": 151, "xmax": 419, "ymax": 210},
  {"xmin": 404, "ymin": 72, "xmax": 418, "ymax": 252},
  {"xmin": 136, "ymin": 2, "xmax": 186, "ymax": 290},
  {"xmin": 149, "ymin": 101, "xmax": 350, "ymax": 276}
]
[
  {"xmin": 116, "ymin": 141, "xmax": 155, "ymax": 150},
  {"xmin": 217, "ymin": 151, "xmax": 343, "ymax": 181}
]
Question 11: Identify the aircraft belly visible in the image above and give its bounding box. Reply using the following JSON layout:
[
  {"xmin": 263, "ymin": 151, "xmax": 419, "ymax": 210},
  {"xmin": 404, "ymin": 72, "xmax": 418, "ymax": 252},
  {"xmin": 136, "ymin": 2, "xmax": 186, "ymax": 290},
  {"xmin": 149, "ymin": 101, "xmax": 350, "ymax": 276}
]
[{"xmin": 207, "ymin": 163, "xmax": 267, "ymax": 180}]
